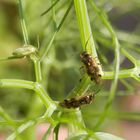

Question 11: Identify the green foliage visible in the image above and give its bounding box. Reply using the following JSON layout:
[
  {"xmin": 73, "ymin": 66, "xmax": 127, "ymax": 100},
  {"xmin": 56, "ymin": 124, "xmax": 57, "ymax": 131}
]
[
  {"xmin": 67, "ymin": 132, "xmax": 124, "ymax": 140},
  {"xmin": 0, "ymin": 0, "xmax": 140, "ymax": 139}
]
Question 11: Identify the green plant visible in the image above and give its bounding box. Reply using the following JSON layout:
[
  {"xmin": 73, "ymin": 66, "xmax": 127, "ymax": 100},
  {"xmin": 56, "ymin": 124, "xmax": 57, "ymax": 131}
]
[{"xmin": 0, "ymin": 0, "xmax": 140, "ymax": 139}]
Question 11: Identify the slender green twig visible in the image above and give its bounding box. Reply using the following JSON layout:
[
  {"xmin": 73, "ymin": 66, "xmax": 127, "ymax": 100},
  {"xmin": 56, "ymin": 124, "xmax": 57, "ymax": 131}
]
[
  {"xmin": 42, "ymin": 125, "xmax": 53, "ymax": 140},
  {"xmin": 7, "ymin": 120, "xmax": 35, "ymax": 140},
  {"xmin": 103, "ymin": 69, "xmax": 133, "ymax": 79},
  {"xmin": 34, "ymin": 83, "xmax": 56, "ymax": 115},
  {"xmin": 33, "ymin": 58, "xmax": 42, "ymax": 82},
  {"xmin": 72, "ymin": 0, "xmax": 103, "ymax": 97},
  {"xmin": 66, "ymin": 0, "xmax": 99, "ymax": 136},
  {"xmin": 84, "ymin": 111, "xmax": 140, "ymax": 121},
  {"xmin": 0, "ymin": 79, "xmax": 34, "ymax": 90},
  {"xmin": 17, "ymin": 0, "xmax": 29, "ymax": 44},
  {"xmin": 52, "ymin": 0, "xmax": 57, "ymax": 30},
  {"xmin": 0, "ymin": 106, "xmax": 16, "ymax": 126},
  {"xmin": 2, "ymin": 0, "xmax": 140, "ymax": 139},
  {"xmin": 118, "ymin": 32, "xmax": 140, "ymax": 45},
  {"xmin": 89, "ymin": 0, "xmax": 120, "ymax": 130},
  {"xmin": 121, "ymin": 48, "xmax": 137, "ymax": 65},
  {"xmin": 40, "ymin": 0, "xmax": 73, "ymax": 61},
  {"xmin": 66, "ymin": 110, "xmax": 87, "ymax": 137},
  {"xmin": 0, "ymin": 79, "xmax": 56, "ymax": 115},
  {"xmin": 41, "ymin": 0, "xmax": 60, "ymax": 16},
  {"xmin": 53, "ymin": 123, "xmax": 60, "ymax": 140},
  {"xmin": 74, "ymin": 0, "xmax": 96, "ymax": 55}
]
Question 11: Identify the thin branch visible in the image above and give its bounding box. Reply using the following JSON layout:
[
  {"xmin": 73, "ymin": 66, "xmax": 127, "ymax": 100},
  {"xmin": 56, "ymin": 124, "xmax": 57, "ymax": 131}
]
[{"xmin": 17, "ymin": 0, "xmax": 29, "ymax": 44}]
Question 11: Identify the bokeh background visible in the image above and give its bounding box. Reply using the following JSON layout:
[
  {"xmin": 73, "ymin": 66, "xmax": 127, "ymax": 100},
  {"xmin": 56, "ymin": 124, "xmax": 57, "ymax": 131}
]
[{"xmin": 0, "ymin": 0, "xmax": 140, "ymax": 140}]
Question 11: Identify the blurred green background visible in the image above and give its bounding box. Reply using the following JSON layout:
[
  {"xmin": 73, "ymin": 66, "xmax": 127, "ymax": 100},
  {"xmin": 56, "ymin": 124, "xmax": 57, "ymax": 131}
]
[{"xmin": 0, "ymin": 0, "xmax": 140, "ymax": 140}]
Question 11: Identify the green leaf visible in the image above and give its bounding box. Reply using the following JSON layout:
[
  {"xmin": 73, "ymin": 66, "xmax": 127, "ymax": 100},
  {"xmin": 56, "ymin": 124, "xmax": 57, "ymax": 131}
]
[
  {"xmin": 95, "ymin": 132, "xmax": 124, "ymax": 140},
  {"xmin": 67, "ymin": 132, "xmax": 124, "ymax": 140}
]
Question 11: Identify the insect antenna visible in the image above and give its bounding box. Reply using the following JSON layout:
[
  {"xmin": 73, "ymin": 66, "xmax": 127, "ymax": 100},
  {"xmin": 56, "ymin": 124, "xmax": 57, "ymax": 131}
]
[{"xmin": 84, "ymin": 33, "xmax": 93, "ymax": 51}]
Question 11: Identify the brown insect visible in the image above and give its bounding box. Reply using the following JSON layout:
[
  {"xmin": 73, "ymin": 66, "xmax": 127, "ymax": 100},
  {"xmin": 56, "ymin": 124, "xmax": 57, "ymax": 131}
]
[
  {"xmin": 59, "ymin": 94, "xmax": 94, "ymax": 109},
  {"xmin": 80, "ymin": 51, "xmax": 102, "ymax": 84}
]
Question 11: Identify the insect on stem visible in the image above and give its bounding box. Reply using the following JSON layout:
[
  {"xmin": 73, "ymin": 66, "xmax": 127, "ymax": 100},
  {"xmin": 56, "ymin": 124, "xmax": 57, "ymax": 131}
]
[
  {"xmin": 80, "ymin": 36, "xmax": 102, "ymax": 84},
  {"xmin": 59, "ymin": 94, "xmax": 94, "ymax": 109}
]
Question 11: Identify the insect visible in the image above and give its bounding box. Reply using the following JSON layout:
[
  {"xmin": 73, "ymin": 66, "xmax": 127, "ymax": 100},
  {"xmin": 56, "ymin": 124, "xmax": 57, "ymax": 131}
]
[
  {"xmin": 12, "ymin": 45, "xmax": 37, "ymax": 58},
  {"xmin": 80, "ymin": 51, "xmax": 102, "ymax": 84},
  {"xmin": 59, "ymin": 94, "xmax": 94, "ymax": 109},
  {"xmin": 80, "ymin": 34, "xmax": 102, "ymax": 84}
]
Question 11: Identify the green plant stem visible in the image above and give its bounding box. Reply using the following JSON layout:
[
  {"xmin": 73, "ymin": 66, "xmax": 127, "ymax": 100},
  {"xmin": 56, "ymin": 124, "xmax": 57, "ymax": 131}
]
[
  {"xmin": 41, "ymin": 0, "xmax": 60, "ymax": 16},
  {"xmin": 40, "ymin": 0, "xmax": 73, "ymax": 61},
  {"xmin": 42, "ymin": 125, "xmax": 54, "ymax": 140},
  {"xmin": 0, "ymin": 79, "xmax": 34, "ymax": 89},
  {"xmin": 103, "ymin": 67, "xmax": 140, "ymax": 81},
  {"xmin": 0, "ymin": 79, "xmax": 56, "ymax": 116},
  {"xmin": 0, "ymin": 120, "xmax": 23, "ymax": 126},
  {"xmin": 33, "ymin": 59, "xmax": 42, "ymax": 82},
  {"xmin": 17, "ymin": 0, "xmax": 29, "ymax": 44},
  {"xmin": 0, "ymin": 80, "xmax": 56, "ymax": 138},
  {"xmin": 4, "ymin": 112, "xmax": 56, "ymax": 139},
  {"xmin": 89, "ymin": 0, "xmax": 120, "ymax": 130},
  {"xmin": 6, "ymin": 111, "xmax": 56, "ymax": 140},
  {"xmin": 110, "ymin": 112, "xmax": 140, "ymax": 121},
  {"xmin": 34, "ymin": 83, "xmax": 56, "ymax": 116},
  {"xmin": 117, "ymin": 30, "xmax": 140, "ymax": 45},
  {"xmin": 52, "ymin": 0, "xmax": 57, "ymax": 30},
  {"xmin": 84, "ymin": 111, "xmax": 140, "ymax": 121},
  {"xmin": 53, "ymin": 123, "xmax": 60, "ymax": 140},
  {"xmin": 66, "ymin": 110, "xmax": 87, "ymax": 137},
  {"xmin": 67, "ymin": 0, "xmax": 102, "ymax": 134},
  {"xmin": 68, "ymin": 0, "xmax": 104, "ymax": 133},
  {"xmin": 97, "ymin": 91, "xmax": 135, "ymax": 97},
  {"xmin": 74, "ymin": 0, "xmax": 103, "ymax": 82},
  {"xmin": 103, "ymin": 69, "xmax": 134, "ymax": 79},
  {"xmin": 26, "ymin": 57, "xmax": 42, "ymax": 140},
  {"xmin": 74, "ymin": 0, "xmax": 96, "ymax": 55},
  {"xmin": 67, "ymin": 75, "xmax": 90, "ymax": 98},
  {"xmin": 0, "ymin": 106, "xmax": 16, "ymax": 126},
  {"xmin": 72, "ymin": 0, "xmax": 103, "ymax": 95},
  {"xmin": 121, "ymin": 48, "xmax": 137, "ymax": 65},
  {"xmin": 0, "ymin": 109, "xmax": 56, "ymax": 127},
  {"xmin": 7, "ymin": 120, "xmax": 35, "ymax": 140},
  {"xmin": 93, "ymin": 29, "xmax": 140, "ymax": 66}
]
